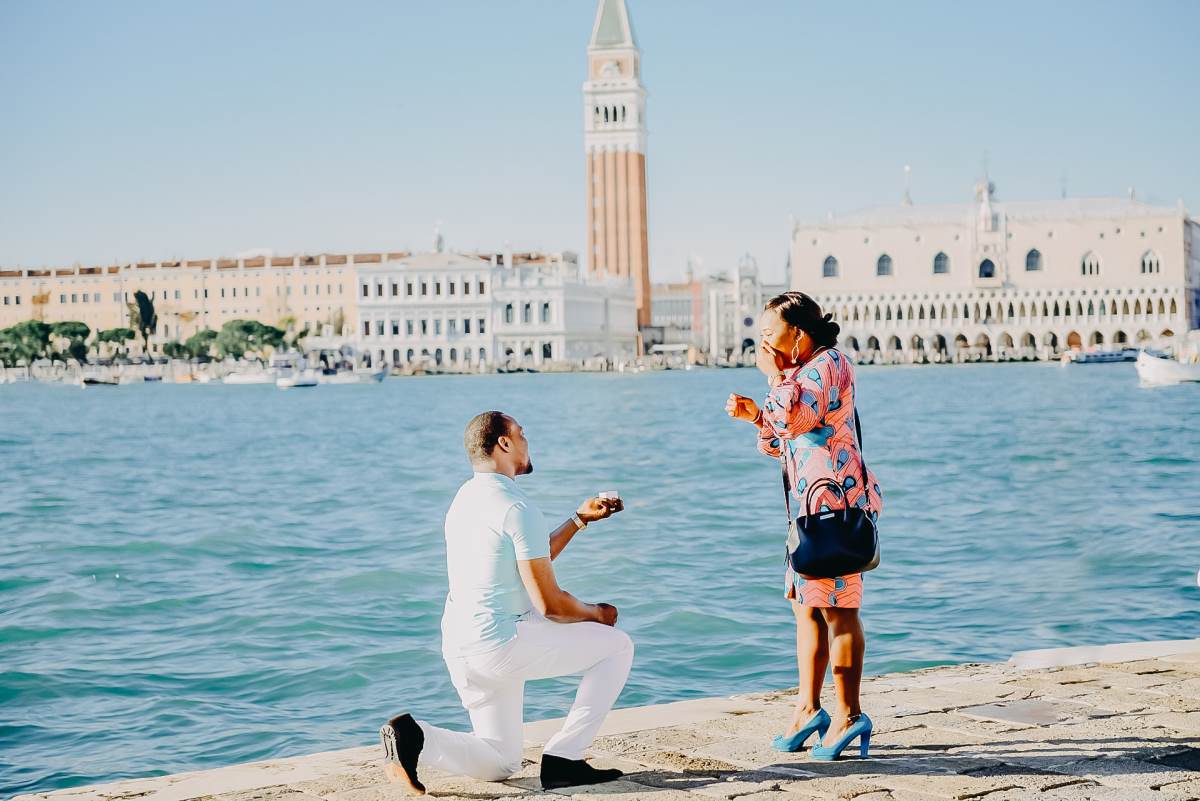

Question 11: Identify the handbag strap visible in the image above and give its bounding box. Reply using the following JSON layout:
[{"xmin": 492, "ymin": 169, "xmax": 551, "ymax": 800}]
[{"xmin": 781, "ymin": 406, "xmax": 872, "ymax": 523}]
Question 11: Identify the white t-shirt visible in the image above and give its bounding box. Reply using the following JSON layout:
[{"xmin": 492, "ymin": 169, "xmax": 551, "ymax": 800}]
[{"xmin": 441, "ymin": 472, "xmax": 551, "ymax": 658}]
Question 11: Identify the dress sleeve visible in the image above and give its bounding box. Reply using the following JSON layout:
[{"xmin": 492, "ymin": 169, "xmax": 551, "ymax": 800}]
[
  {"xmin": 503, "ymin": 500, "xmax": 551, "ymax": 561},
  {"xmin": 756, "ymin": 360, "xmax": 831, "ymax": 457}
]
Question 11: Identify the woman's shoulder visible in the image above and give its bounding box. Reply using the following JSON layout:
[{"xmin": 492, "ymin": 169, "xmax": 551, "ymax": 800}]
[{"xmin": 788, "ymin": 347, "xmax": 849, "ymax": 379}]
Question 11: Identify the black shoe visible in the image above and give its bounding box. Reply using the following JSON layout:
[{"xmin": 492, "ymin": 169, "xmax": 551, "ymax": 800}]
[
  {"xmin": 540, "ymin": 753, "xmax": 623, "ymax": 790},
  {"xmin": 380, "ymin": 713, "xmax": 426, "ymax": 795}
]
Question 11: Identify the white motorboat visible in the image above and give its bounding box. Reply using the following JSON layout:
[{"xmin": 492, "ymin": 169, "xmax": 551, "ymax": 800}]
[
  {"xmin": 1136, "ymin": 351, "xmax": 1200, "ymax": 386},
  {"xmin": 1063, "ymin": 349, "xmax": 1134, "ymax": 364},
  {"xmin": 317, "ymin": 368, "xmax": 387, "ymax": 385},
  {"xmin": 276, "ymin": 370, "xmax": 319, "ymax": 389}
]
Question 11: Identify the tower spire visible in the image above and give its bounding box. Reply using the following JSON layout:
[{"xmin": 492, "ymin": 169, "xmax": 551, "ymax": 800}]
[{"xmin": 583, "ymin": 0, "xmax": 651, "ymax": 330}]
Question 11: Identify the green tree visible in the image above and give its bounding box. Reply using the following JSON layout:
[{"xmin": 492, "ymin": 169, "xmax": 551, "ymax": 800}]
[
  {"xmin": 98, "ymin": 327, "xmax": 136, "ymax": 361},
  {"xmin": 184, "ymin": 329, "xmax": 217, "ymax": 361},
  {"xmin": 51, "ymin": 321, "xmax": 91, "ymax": 366},
  {"xmin": 128, "ymin": 290, "xmax": 158, "ymax": 356},
  {"xmin": 162, "ymin": 341, "xmax": 188, "ymax": 360}
]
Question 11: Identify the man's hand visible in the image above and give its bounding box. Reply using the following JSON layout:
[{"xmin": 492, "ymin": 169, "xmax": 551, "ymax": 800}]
[
  {"xmin": 593, "ymin": 602, "xmax": 618, "ymax": 626},
  {"xmin": 577, "ymin": 496, "xmax": 624, "ymax": 524},
  {"xmin": 725, "ymin": 393, "xmax": 760, "ymax": 424}
]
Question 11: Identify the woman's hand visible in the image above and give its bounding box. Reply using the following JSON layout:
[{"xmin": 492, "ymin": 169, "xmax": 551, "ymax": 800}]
[
  {"xmin": 756, "ymin": 341, "xmax": 787, "ymax": 380},
  {"xmin": 725, "ymin": 393, "xmax": 760, "ymax": 424}
]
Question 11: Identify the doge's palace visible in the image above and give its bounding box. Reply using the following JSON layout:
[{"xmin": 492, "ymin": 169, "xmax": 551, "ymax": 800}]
[{"xmin": 790, "ymin": 182, "xmax": 1199, "ymax": 362}]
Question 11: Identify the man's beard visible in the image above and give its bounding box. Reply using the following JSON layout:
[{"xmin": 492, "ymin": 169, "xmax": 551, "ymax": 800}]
[{"xmin": 519, "ymin": 458, "xmax": 534, "ymax": 475}]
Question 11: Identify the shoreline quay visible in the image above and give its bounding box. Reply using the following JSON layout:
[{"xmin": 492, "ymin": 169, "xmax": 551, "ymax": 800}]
[{"xmin": 12, "ymin": 638, "xmax": 1200, "ymax": 801}]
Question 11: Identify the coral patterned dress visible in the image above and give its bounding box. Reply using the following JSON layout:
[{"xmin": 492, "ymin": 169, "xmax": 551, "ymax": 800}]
[{"xmin": 757, "ymin": 348, "xmax": 883, "ymax": 608}]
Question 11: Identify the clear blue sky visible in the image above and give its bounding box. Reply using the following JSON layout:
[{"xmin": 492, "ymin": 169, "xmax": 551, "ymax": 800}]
[{"xmin": 2, "ymin": 1, "xmax": 1197, "ymax": 283}]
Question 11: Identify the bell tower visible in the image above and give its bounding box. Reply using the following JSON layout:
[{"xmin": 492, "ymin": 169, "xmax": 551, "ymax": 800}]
[{"xmin": 584, "ymin": 0, "xmax": 651, "ymax": 329}]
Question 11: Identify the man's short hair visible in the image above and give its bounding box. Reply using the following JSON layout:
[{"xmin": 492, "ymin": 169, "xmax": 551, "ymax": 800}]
[{"xmin": 464, "ymin": 411, "xmax": 513, "ymax": 462}]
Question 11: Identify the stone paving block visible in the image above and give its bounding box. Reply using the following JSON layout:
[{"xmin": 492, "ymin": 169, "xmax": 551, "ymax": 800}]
[
  {"xmin": 1138, "ymin": 712, "xmax": 1200, "ymax": 734},
  {"xmin": 213, "ymin": 789, "xmax": 327, "ymax": 801},
  {"xmin": 633, "ymin": 750, "xmax": 743, "ymax": 774},
  {"xmin": 691, "ymin": 737, "xmax": 810, "ymax": 771},
  {"xmin": 592, "ymin": 724, "xmax": 726, "ymax": 757},
  {"xmin": 291, "ymin": 769, "xmax": 386, "ymax": 797},
  {"xmin": 555, "ymin": 781, "xmax": 700, "ymax": 800},
  {"xmin": 776, "ymin": 774, "xmax": 894, "ymax": 799},
  {"xmin": 1036, "ymin": 782, "xmax": 1197, "ymax": 800},
  {"xmin": 958, "ymin": 699, "xmax": 1096, "ymax": 728},
  {"xmin": 689, "ymin": 770, "xmax": 789, "ymax": 799},
  {"xmin": 1048, "ymin": 755, "xmax": 1200, "ymax": 789},
  {"xmin": 872, "ymin": 770, "xmax": 1026, "ymax": 800}
]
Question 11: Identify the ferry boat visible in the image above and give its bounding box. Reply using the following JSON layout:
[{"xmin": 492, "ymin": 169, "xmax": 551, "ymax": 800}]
[
  {"xmin": 271, "ymin": 351, "xmax": 318, "ymax": 389},
  {"xmin": 1061, "ymin": 348, "xmax": 1139, "ymax": 365}
]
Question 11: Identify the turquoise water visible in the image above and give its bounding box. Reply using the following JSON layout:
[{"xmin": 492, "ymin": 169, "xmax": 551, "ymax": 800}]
[{"xmin": 1, "ymin": 364, "xmax": 1198, "ymax": 796}]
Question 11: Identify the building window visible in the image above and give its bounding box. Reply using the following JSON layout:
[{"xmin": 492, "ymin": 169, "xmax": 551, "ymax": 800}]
[
  {"xmin": 478, "ymin": 318, "xmax": 486, "ymax": 334},
  {"xmin": 1025, "ymin": 249, "xmax": 1042, "ymax": 271},
  {"xmin": 435, "ymin": 319, "xmax": 442, "ymax": 335},
  {"xmin": 421, "ymin": 282, "xmax": 428, "ymax": 296},
  {"xmin": 435, "ymin": 282, "xmax": 442, "ymax": 296},
  {"xmin": 1141, "ymin": 251, "xmax": 1160, "ymax": 274},
  {"xmin": 463, "ymin": 280, "xmax": 471, "ymax": 295},
  {"xmin": 822, "ymin": 256, "xmax": 839, "ymax": 278},
  {"xmin": 876, "ymin": 254, "xmax": 892, "ymax": 276},
  {"xmin": 522, "ymin": 303, "xmax": 532, "ymax": 324},
  {"xmin": 464, "ymin": 318, "xmax": 471, "ymax": 334},
  {"xmin": 1081, "ymin": 252, "xmax": 1101, "ymax": 276},
  {"xmin": 392, "ymin": 321, "xmax": 400, "ymax": 336},
  {"xmin": 449, "ymin": 281, "xmax": 456, "ymax": 296},
  {"xmin": 363, "ymin": 321, "xmax": 370, "ymax": 336},
  {"xmin": 361, "ymin": 283, "xmax": 369, "ymax": 298},
  {"xmin": 420, "ymin": 319, "xmax": 428, "ymax": 335},
  {"xmin": 933, "ymin": 252, "xmax": 949, "ymax": 274},
  {"xmin": 978, "ymin": 259, "xmax": 996, "ymax": 279},
  {"xmin": 406, "ymin": 320, "xmax": 414, "ymax": 336},
  {"xmin": 406, "ymin": 282, "xmax": 414, "ymax": 297},
  {"xmin": 449, "ymin": 319, "xmax": 457, "ymax": 335},
  {"xmin": 71, "ymin": 293, "xmax": 77, "ymax": 303},
  {"xmin": 375, "ymin": 320, "xmax": 384, "ymax": 336},
  {"xmin": 541, "ymin": 302, "xmax": 551, "ymax": 324},
  {"xmin": 391, "ymin": 283, "xmax": 398, "ymax": 296},
  {"xmin": 479, "ymin": 347, "xmax": 487, "ymax": 363},
  {"xmin": 504, "ymin": 304, "xmax": 514, "ymax": 324},
  {"xmin": 82, "ymin": 293, "xmax": 88, "ymax": 303},
  {"xmin": 478, "ymin": 280, "xmax": 486, "ymax": 295},
  {"xmin": 542, "ymin": 343, "xmax": 553, "ymax": 360}
]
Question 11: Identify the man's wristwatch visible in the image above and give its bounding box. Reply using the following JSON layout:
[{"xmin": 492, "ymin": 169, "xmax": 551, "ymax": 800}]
[{"xmin": 571, "ymin": 512, "xmax": 588, "ymax": 531}]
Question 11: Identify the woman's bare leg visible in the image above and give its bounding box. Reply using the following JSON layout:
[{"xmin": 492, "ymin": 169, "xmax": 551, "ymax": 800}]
[
  {"xmin": 820, "ymin": 607, "xmax": 865, "ymax": 741},
  {"xmin": 785, "ymin": 600, "xmax": 829, "ymax": 734}
]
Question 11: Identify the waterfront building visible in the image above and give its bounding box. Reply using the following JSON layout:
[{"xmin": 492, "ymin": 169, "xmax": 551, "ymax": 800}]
[
  {"xmin": 357, "ymin": 245, "xmax": 637, "ymax": 370},
  {"xmin": 0, "ymin": 244, "xmax": 638, "ymax": 370},
  {"xmin": 584, "ymin": 0, "xmax": 652, "ymax": 330},
  {"xmin": 790, "ymin": 182, "xmax": 1200, "ymax": 362},
  {"xmin": 649, "ymin": 254, "xmax": 785, "ymax": 361},
  {"xmin": 0, "ymin": 253, "xmax": 365, "ymax": 344}
]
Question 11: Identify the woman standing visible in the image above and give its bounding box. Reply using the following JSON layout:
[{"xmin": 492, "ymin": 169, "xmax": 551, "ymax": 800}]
[{"xmin": 726, "ymin": 291, "xmax": 882, "ymax": 760}]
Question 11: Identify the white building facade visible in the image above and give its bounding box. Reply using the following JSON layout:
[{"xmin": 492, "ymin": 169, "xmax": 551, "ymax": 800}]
[
  {"xmin": 355, "ymin": 248, "xmax": 638, "ymax": 370},
  {"xmin": 790, "ymin": 183, "xmax": 1200, "ymax": 362},
  {"xmin": 649, "ymin": 254, "xmax": 785, "ymax": 361}
]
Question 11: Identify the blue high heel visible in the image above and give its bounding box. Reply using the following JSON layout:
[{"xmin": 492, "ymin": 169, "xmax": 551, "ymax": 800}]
[
  {"xmin": 770, "ymin": 708, "xmax": 831, "ymax": 752},
  {"xmin": 810, "ymin": 713, "xmax": 872, "ymax": 760}
]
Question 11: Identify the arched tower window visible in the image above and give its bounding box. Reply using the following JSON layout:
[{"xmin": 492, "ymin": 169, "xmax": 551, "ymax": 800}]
[
  {"xmin": 876, "ymin": 254, "xmax": 892, "ymax": 276},
  {"xmin": 978, "ymin": 259, "xmax": 995, "ymax": 279},
  {"xmin": 822, "ymin": 256, "xmax": 839, "ymax": 278},
  {"xmin": 1081, "ymin": 252, "xmax": 1100, "ymax": 276},
  {"xmin": 933, "ymin": 252, "xmax": 949, "ymax": 274},
  {"xmin": 1141, "ymin": 251, "xmax": 1160, "ymax": 274},
  {"xmin": 1025, "ymin": 249, "xmax": 1042, "ymax": 271}
]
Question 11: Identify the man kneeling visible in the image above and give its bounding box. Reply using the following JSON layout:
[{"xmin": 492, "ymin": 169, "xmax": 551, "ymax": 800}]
[{"xmin": 381, "ymin": 411, "xmax": 633, "ymax": 794}]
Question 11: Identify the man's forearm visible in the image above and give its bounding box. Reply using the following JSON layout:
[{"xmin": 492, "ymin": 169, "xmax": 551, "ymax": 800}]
[
  {"xmin": 548, "ymin": 515, "xmax": 585, "ymax": 560},
  {"xmin": 543, "ymin": 589, "xmax": 601, "ymax": 624}
]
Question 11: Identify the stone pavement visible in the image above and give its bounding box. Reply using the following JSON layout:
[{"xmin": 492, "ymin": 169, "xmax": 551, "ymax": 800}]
[{"xmin": 13, "ymin": 639, "xmax": 1200, "ymax": 801}]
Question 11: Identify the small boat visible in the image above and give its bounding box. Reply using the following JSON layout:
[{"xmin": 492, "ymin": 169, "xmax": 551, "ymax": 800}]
[
  {"xmin": 318, "ymin": 368, "xmax": 387, "ymax": 385},
  {"xmin": 82, "ymin": 377, "xmax": 118, "ymax": 386},
  {"xmin": 1064, "ymin": 350, "xmax": 1129, "ymax": 364},
  {"xmin": 1136, "ymin": 351, "xmax": 1200, "ymax": 386},
  {"xmin": 276, "ymin": 370, "xmax": 319, "ymax": 389}
]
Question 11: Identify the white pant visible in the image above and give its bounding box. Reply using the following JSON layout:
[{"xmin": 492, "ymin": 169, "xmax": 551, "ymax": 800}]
[{"xmin": 417, "ymin": 615, "xmax": 634, "ymax": 781}]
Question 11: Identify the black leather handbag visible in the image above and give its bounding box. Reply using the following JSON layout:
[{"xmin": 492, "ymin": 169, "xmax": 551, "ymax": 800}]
[{"xmin": 783, "ymin": 410, "xmax": 880, "ymax": 579}]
